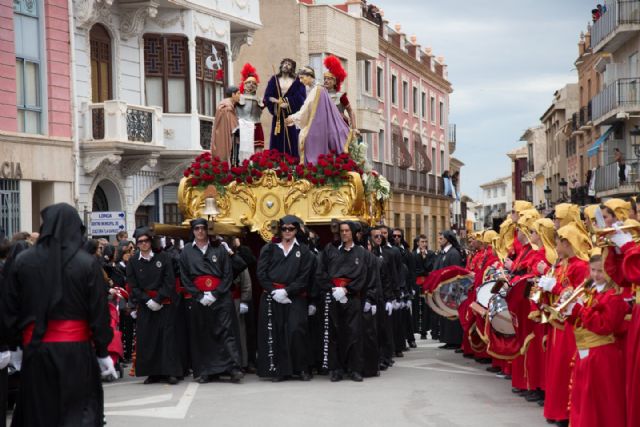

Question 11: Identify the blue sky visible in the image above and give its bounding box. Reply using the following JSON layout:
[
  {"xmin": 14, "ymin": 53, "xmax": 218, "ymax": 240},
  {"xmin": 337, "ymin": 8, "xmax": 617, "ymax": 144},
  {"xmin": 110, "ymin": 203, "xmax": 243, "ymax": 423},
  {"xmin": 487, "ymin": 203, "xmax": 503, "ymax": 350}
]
[{"xmin": 372, "ymin": 0, "xmax": 591, "ymax": 199}]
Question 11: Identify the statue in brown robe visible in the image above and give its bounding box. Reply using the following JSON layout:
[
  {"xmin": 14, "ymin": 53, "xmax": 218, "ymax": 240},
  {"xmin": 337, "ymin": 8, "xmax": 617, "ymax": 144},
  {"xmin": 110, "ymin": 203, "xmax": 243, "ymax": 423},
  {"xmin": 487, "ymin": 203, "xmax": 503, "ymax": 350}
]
[{"xmin": 211, "ymin": 86, "xmax": 241, "ymax": 163}]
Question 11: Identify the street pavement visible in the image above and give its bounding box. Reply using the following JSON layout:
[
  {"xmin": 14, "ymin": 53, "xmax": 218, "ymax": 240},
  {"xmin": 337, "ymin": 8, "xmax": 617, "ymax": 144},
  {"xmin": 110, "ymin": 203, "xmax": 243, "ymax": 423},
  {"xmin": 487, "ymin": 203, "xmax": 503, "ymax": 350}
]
[{"xmin": 103, "ymin": 337, "xmax": 544, "ymax": 427}]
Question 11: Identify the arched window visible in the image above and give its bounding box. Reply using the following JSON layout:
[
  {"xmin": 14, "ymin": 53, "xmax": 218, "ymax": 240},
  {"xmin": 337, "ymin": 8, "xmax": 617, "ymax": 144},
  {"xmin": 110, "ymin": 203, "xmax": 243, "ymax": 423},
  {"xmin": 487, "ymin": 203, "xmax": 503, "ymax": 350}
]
[{"xmin": 90, "ymin": 24, "xmax": 112, "ymax": 102}]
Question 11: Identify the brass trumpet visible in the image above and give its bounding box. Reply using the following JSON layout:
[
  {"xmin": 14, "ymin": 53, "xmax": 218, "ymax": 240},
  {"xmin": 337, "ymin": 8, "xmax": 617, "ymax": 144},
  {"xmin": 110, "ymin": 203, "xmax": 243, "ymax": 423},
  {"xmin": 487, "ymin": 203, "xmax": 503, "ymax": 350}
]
[
  {"xmin": 593, "ymin": 224, "xmax": 640, "ymax": 247},
  {"xmin": 544, "ymin": 284, "xmax": 587, "ymax": 323}
]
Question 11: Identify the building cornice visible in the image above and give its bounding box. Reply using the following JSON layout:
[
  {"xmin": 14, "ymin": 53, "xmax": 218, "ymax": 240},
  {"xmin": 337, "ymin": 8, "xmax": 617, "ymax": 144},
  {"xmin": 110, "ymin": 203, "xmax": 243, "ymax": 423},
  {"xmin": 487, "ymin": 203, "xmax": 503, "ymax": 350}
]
[
  {"xmin": 167, "ymin": 0, "xmax": 262, "ymax": 30},
  {"xmin": 380, "ymin": 39, "xmax": 452, "ymax": 94},
  {"xmin": 0, "ymin": 131, "xmax": 73, "ymax": 148}
]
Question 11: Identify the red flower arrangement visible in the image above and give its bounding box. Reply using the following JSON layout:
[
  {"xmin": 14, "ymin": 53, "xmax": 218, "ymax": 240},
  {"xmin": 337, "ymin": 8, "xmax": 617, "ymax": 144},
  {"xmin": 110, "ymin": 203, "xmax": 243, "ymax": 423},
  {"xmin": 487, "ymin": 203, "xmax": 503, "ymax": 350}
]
[{"xmin": 183, "ymin": 150, "xmax": 362, "ymax": 192}]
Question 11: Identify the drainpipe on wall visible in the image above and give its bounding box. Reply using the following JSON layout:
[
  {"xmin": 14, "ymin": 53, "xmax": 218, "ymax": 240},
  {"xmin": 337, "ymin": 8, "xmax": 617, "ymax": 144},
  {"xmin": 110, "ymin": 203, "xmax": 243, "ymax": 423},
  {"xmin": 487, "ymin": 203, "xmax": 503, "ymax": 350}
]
[{"xmin": 67, "ymin": 0, "xmax": 80, "ymax": 210}]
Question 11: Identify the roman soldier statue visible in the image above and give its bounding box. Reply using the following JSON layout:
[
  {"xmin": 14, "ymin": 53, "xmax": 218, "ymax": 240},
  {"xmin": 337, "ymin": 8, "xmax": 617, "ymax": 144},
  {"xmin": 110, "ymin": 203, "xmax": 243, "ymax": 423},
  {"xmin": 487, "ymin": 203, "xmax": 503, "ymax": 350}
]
[{"xmin": 237, "ymin": 63, "xmax": 265, "ymax": 161}]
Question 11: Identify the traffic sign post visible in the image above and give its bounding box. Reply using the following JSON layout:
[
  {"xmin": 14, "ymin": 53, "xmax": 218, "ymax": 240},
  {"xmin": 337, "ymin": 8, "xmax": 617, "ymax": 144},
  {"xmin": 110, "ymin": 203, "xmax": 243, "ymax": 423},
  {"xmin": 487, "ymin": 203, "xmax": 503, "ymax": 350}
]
[{"xmin": 89, "ymin": 211, "xmax": 126, "ymax": 236}]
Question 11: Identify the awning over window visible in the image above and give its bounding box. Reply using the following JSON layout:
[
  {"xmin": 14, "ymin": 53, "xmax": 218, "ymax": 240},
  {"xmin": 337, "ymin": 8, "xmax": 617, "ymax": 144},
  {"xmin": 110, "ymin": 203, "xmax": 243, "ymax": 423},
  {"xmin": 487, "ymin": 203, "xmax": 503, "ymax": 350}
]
[{"xmin": 587, "ymin": 124, "xmax": 616, "ymax": 157}]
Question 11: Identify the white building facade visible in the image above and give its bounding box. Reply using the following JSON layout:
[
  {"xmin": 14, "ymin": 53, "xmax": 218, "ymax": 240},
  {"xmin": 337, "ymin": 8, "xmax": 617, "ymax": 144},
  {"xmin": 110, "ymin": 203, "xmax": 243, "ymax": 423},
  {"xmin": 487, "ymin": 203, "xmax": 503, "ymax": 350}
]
[
  {"xmin": 477, "ymin": 176, "xmax": 512, "ymax": 229},
  {"xmin": 72, "ymin": 0, "xmax": 260, "ymax": 235}
]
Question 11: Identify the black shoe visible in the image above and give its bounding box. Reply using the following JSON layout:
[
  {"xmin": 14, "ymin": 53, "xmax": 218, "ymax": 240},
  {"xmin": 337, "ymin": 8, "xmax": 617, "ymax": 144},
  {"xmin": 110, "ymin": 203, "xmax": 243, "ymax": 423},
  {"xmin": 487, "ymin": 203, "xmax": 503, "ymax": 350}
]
[
  {"xmin": 420, "ymin": 335, "xmax": 427, "ymax": 340},
  {"xmin": 350, "ymin": 372, "xmax": 363, "ymax": 382},
  {"xmin": 167, "ymin": 376, "xmax": 179, "ymax": 385},
  {"xmin": 144, "ymin": 376, "xmax": 158, "ymax": 384},
  {"xmin": 545, "ymin": 420, "xmax": 557, "ymax": 425},
  {"xmin": 475, "ymin": 358, "xmax": 492, "ymax": 364},
  {"xmin": 300, "ymin": 371, "xmax": 312, "ymax": 381},
  {"xmin": 330, "ymin": 371, "xmax": 343, "ymax": 382},
  {"xmin": 526, "ymin": 391, "xmax": 543, "ymax": 402},
  {"xmin": 229, "ymin": 369, "xmax": 244, "ymax": 383},
  {"xmin": 503, "ymin": 375, "xmax": 512, "ymax": 380},
  {"xmin": 486, "ymin": 366, "xmax": 501, "ymax": 373},
  {"xmin": 537, "ymin": 399, "xmax": 545, "ymax": 407},
  {"xmin": 395, "ymin": 351, "xmax": 404, "ymax": 358},
  {"xmin": 271, "ymin": 376, "xmax": 286, "ymax": 383},
  {"xmin": 454, "ymin": 348, "xmax": 464, "ymax": 354},
  {"xmin": 555, "ymin": 421, "xmax": 568, "ymax": 427},
  {"xmin": 463, "ymin": 354, "xmax": 474, "ymax": 358},
  {"xmin": 512, "ymin": 387, "xmax": 525, "ymax": 394},
  {"xmin": 197, "ymin": 375, "xmax": 210, "ymax": 384},
  {"xmin": 379, "ymin": 363, "xmax": 388, "ymax": 371}
]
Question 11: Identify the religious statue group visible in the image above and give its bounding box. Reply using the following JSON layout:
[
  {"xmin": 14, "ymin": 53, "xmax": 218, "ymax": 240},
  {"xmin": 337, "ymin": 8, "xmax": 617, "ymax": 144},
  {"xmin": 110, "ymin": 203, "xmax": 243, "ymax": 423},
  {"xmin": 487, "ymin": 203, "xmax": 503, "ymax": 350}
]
[{"xmin": 211, "ymin": 56, "xmax": 358, "ymax": 166}]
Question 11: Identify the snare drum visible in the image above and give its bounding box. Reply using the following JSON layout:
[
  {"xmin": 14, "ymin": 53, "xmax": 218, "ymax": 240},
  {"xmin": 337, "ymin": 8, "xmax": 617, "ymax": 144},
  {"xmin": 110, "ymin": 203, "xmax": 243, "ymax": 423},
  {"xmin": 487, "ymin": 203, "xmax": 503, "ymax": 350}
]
[
  {"xmin": 476, "ymin": 281, "xmax": 495, "ymax": 308},
  {"xmin": 488, "ymin": 294, "xmax": 516, "ymax": 336}
]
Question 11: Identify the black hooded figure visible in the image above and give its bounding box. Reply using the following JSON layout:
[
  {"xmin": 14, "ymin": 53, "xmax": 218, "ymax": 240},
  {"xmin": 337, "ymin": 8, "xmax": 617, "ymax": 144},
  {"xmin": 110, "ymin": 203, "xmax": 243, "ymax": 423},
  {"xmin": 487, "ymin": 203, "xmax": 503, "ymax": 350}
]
[
  {"xmin": 432, "ymin": 230, "xmax": 464, "ymax": 349},
  {"xmin": 126, "ymin": 226, "xmax": 182, "ymax": 384},
  {"xmin": 3, "ymin": 203, "xmax": 113, "ymax": 427},
  {"xmin": 178, "ymin": 218, "xmax": 243, "ymax": 383},
  {"xmin": 256, "ymin": 215, "xmax": 314, "ymax": 381},
  {"xmin": 315, "ymin": 221, "xmax": 374, "ymax": 382}
]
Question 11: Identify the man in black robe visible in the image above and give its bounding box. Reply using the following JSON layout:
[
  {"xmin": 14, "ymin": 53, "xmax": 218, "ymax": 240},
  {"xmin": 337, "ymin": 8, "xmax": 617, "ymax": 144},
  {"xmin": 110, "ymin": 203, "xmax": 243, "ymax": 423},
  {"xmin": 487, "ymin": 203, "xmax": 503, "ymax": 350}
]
[
  {"xmin": 361, "ymin": 236, "xmax": 380, "ymax": 377},
  {"xmin": 370, "ymin": 226, "xmax": 397, "ymax": 370},
  {"xmin": 316, "ymin": 221, "xmax": 372, "ymax": 382},
  {"xmin": 433, "ymin": 230, "xmax": 464, "ymax": 349},
  {"xmin": 0, "ymin": 239, "xmax": 29, "ymax": 427},
  {"xmin": 3, "ymin": 203, "xmax": 113, "ymax": 427},
  {"xmin": 413, "ymin": 234, "xmax": 436, "ymax": 340},
  {"xmin": 179, "ymin": 218, "xmax": 243, "ymax": 384},
  {"xmin": 126, "ymin": 227, "xmax": 182, "ymax": 384},
  {"xmin": 392, "ymin": 228, "xmax": 417, "ymax": 351},
  {"xmin": 256, "ymin": 215, "xmax": 313, "ymax": 381}
]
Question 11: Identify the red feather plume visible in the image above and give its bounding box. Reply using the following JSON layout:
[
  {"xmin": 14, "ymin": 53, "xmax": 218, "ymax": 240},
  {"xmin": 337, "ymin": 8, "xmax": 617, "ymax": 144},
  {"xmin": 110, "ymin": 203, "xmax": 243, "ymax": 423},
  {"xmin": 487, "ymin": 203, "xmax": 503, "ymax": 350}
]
[
  {"xmin": 239, "ymin": 62, "xmax": 260, "ymax": 94},
  {"xmin": 323, "ymin": 55, "xmax": 347, "ymax": 91}
]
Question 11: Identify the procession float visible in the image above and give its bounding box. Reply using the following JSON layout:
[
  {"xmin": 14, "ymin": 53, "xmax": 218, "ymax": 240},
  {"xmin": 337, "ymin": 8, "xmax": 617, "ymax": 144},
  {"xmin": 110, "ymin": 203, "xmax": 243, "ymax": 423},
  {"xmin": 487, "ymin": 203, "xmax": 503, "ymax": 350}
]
[{"xmin": 153, "ymin": 57, "xmax": 391, "ymax": 242}]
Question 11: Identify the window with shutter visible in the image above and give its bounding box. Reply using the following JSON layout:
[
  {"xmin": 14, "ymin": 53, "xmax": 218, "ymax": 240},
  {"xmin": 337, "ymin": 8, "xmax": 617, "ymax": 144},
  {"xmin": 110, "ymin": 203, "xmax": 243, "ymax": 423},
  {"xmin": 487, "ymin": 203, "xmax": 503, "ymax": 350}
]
[{"xmin": 143, "ymin": 34, "xmax": 190, "ymax": 113}]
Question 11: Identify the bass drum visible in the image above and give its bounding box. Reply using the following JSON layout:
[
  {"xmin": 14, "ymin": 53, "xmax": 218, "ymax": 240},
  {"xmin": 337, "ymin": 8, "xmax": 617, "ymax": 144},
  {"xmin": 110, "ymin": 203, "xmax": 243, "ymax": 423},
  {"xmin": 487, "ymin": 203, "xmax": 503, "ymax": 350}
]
[
  {"xmin": 433, "ymin": 275, "xmax": 473, "ymax": 318},
  {"xmin": 488, "ymin": 294, "xmax": 516, "ymax": 336}
]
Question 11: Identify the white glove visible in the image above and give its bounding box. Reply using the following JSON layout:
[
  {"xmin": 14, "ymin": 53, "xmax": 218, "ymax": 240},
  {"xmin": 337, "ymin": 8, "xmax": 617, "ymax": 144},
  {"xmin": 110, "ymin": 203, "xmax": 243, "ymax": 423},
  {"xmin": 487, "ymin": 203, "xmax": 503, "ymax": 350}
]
[
  {"xmin": 332, "ymin": 287, "xmax": 348, "ymax": 304},
  {"xmin": 0, "ymin": 351, "xmax": 10, "ymax": 370},
  {"xmin": 385, "ymin": 302, "xmax": 393, "ymax": 316},
  {"xmin": 146, "ymin": 299, "xmax": 163, "ymax": 312},
  {"xmin": 371, "ymin": 305, "xmax": 377, "ymax": 316},
  {"xmin": 392, "ymin": 300, "xmax": 401, "ymax": 310},
  {"xmin": 538, "ymin": 276, "xmax": 557, "ymax": 292},
  {"xmin": 10, "ymin": 349, "xmax": 22, "ymax": 371},
  {"xmin": 221, "ymin": 241, "xmax": 234, "ymax": 254},
  {"xmin": 200, "ymin": 291, "xmax": 216, "ymax": 306},
  {"xmin": 130, "ymin": 310, "xmax": 137, "ymax": 319},
  {"xmin": 239, "ymin": 302, "xmax": 249, "ymax": 314},
  {"xmin": 406, "ymin": 300, "xmax": 412, "ymax": 311},
  {"xmin": 272, "ymin": 288, "xmax": 288, "ymax": 303},
  {"xmin": 308, "ymin": 304, "xmax": 317, "ymax": 316},
  {"xmin": 364, "ymin": 301, "xmax": 372, "ymax": 312},
  {"xmin": 610, "ymin": 231, "xmax": 633, "ymax": 248},
  {"xmin": 97, "ymin": 356, "xmax": 118, "ymax": 380}
]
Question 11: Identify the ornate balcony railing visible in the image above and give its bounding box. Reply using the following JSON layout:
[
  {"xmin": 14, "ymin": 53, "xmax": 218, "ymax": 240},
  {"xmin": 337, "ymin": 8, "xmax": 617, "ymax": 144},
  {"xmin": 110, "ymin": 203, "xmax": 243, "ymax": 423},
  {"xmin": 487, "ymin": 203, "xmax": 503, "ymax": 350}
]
[
  {"xmin": 199, "ymin": 117, "xmax": 214, "ymax": 150},
  {"xmin": 84, "ymin": 101, "xmax": 163, "ymax": 145}
]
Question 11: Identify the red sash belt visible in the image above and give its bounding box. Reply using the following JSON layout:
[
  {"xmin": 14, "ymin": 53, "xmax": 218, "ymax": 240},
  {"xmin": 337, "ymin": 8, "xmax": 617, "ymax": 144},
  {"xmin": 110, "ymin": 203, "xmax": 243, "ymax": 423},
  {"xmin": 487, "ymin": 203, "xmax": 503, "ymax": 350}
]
[
  {"xmin": 175, "ymin": 278, "xmax": 192, "ymax": 299},
  {"xmin": 267, "ymin": 282, "xmax": 307, "ymax": 298},
  {"xmin": 193, "ymin": 275, "xmax": 221, "ymax": 292},
  {"xmin": 145, "ymin": 290, "xmax": 171, "ymax": 305},
  {"xmin": 332, "ymin": 278, "xmax": 351, "ymax": 287},
  {"xmin": 23, "ymin": 320, "xmax": 91, "ymax": 346}
]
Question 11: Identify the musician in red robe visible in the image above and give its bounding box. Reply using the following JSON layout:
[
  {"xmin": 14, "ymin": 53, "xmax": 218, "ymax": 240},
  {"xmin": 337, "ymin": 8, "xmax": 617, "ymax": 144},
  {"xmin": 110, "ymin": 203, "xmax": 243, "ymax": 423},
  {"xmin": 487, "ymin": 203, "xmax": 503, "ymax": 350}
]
[
  {"xmin": 538, "ymin": 223, "xmax": 590, "ymax": 424},
  {"xmin": 521, "ymin": 218, "xmax": 557, "ymax": 404},
  {"xmin": 607, "ymin": 221, "xmax": 640, "ymax": 427},
  {"xmin": 566, "ymin": 254, "xmax": 627, "ymax": 427}
]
